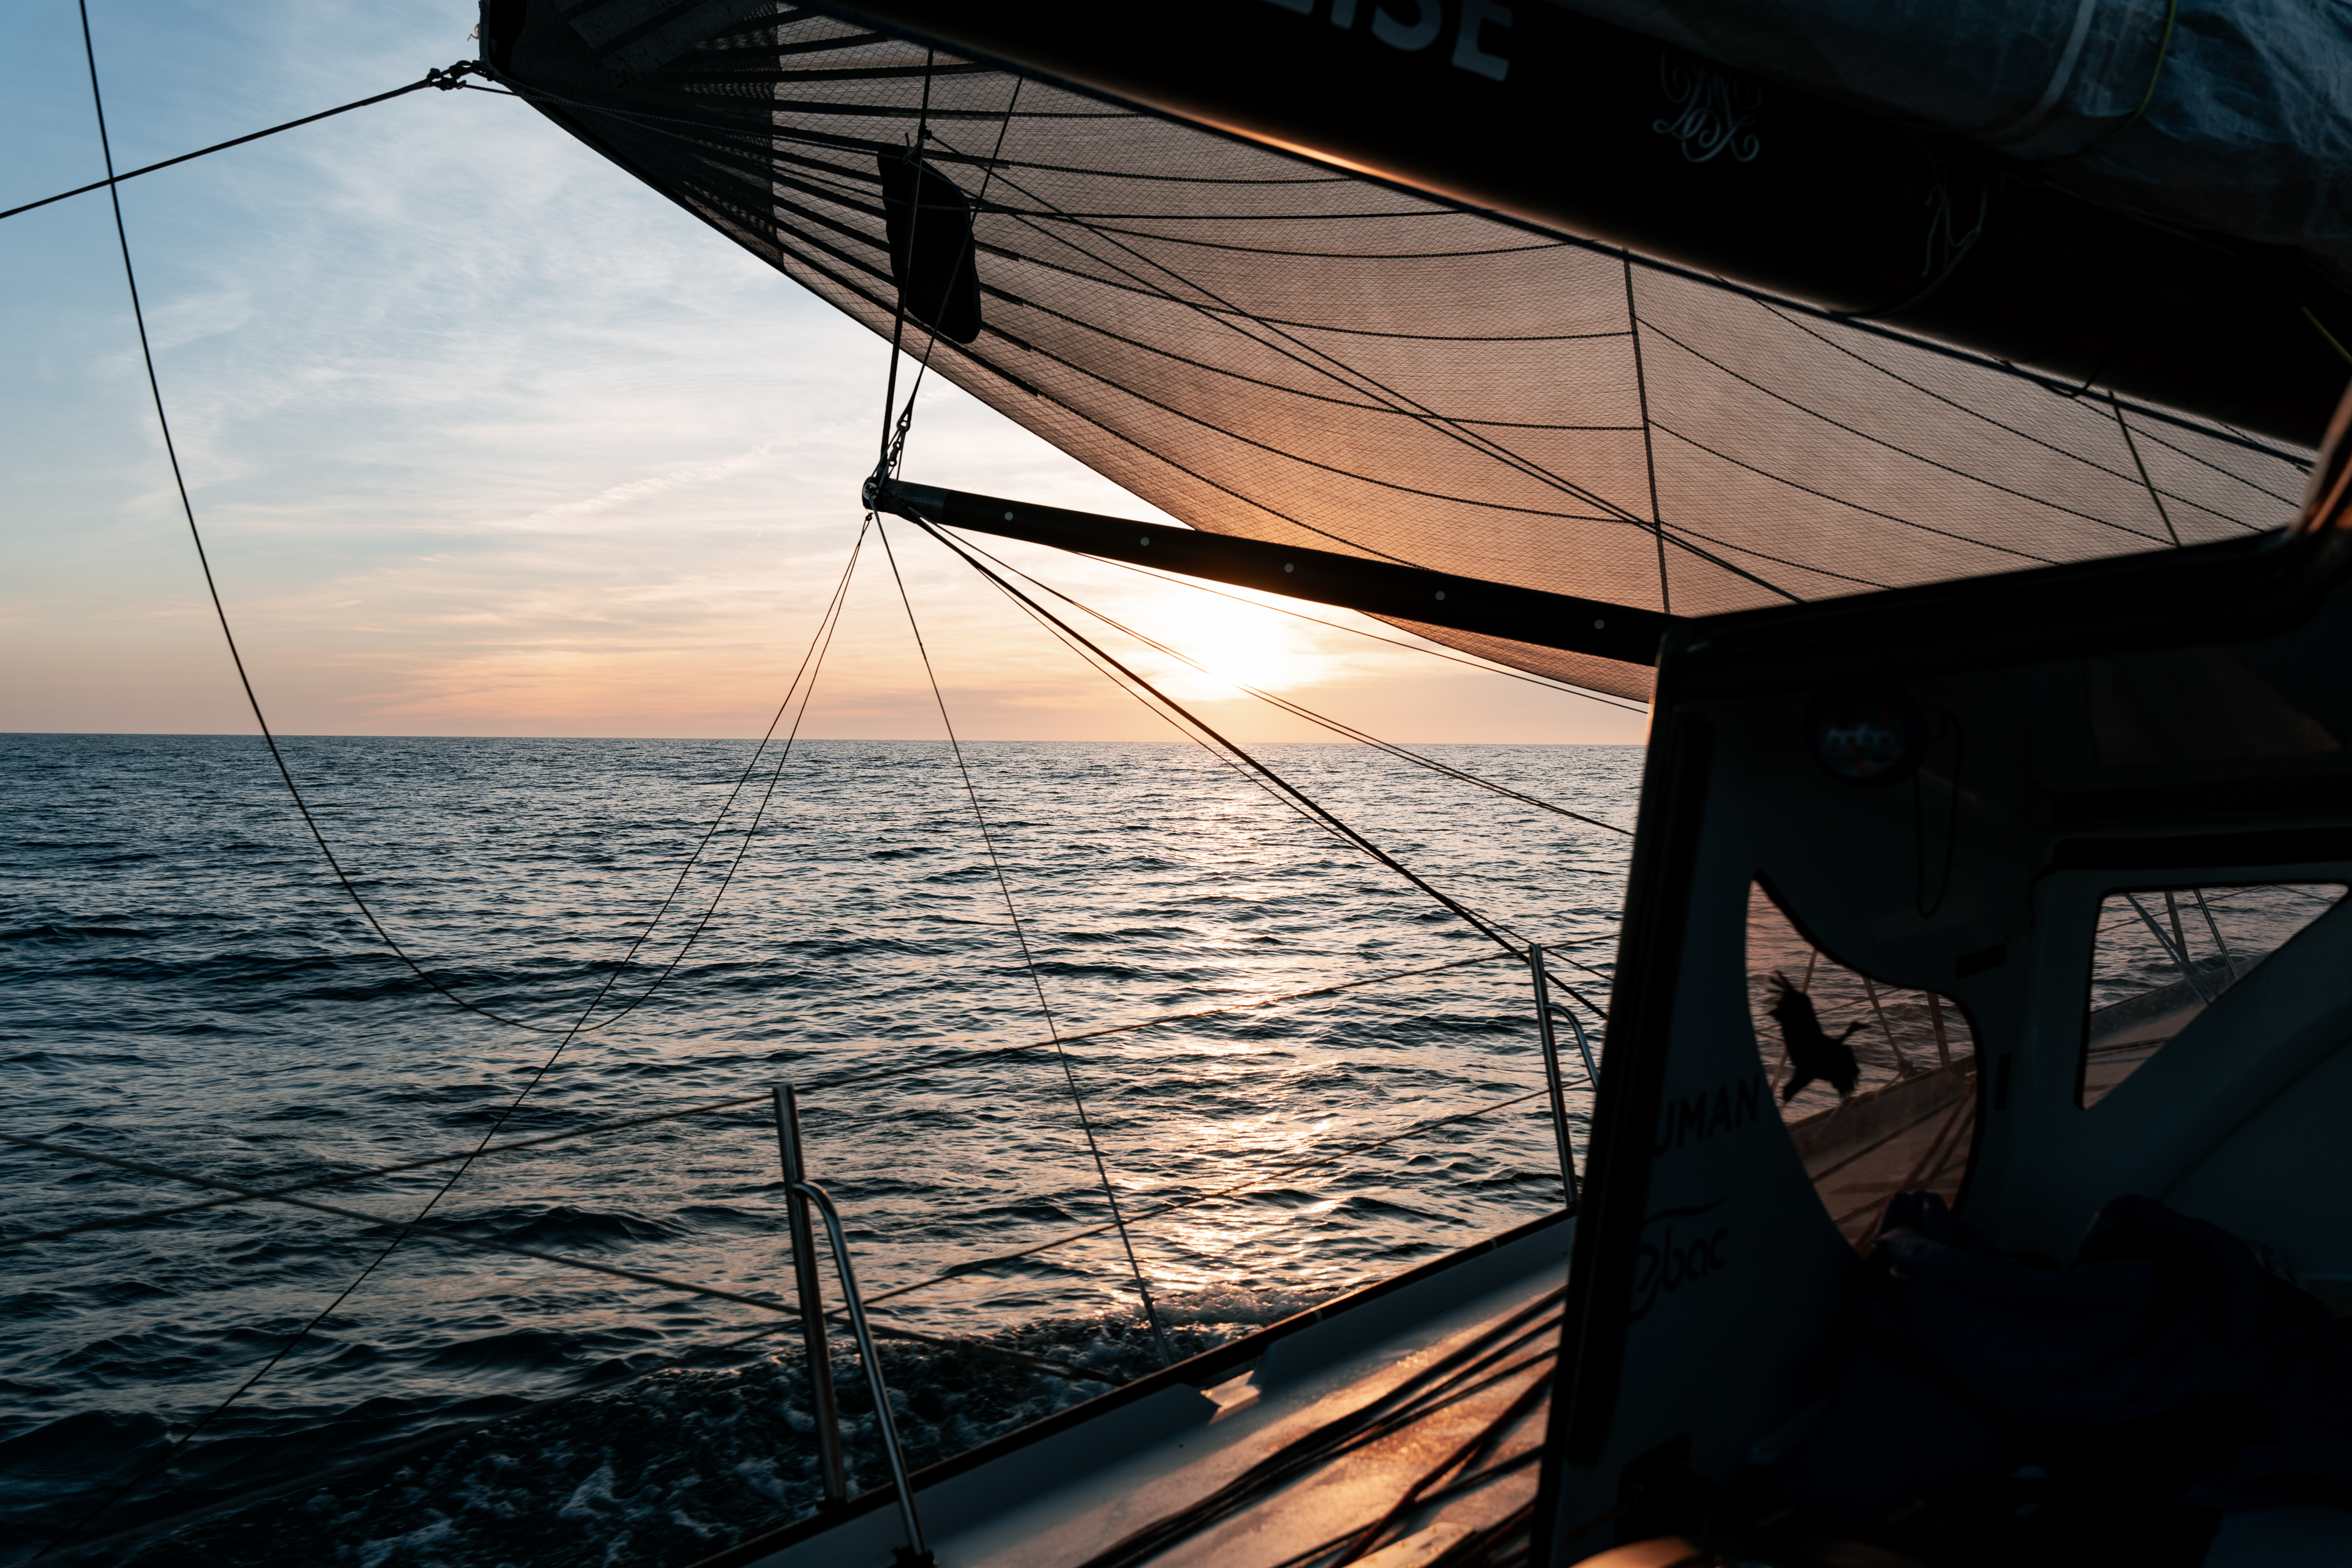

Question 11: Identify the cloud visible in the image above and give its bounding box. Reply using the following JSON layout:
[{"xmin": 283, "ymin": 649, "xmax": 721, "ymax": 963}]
[
  {"xmin": 0, "ymin": 0, "xmax": 1645, "ymax": 745},
  {"xmin": 511, "ymin": 443, "xmax": 781, "ymax": 528}
]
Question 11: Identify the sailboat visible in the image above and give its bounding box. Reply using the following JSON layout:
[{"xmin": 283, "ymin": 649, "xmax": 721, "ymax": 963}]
[{"xmin": 103, "ymin": 0, "xmax": 2352, "ymax": 1562}]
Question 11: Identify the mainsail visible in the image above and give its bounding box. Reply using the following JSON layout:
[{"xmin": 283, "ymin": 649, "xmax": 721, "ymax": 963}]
[{"xmin": 485, "ymin": 1, "xmax": 2322, "ymax": 702}]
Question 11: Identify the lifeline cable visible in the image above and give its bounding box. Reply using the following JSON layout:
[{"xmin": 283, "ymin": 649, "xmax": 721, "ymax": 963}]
[
  {"xmin": 872, "ymin": 518, "xmax": 1179, "ymax": 1367},
  {"xmin": 0, "ymin": 951, "xmax": 1534, "ymax": 1256},
  {"xmin": 850, "ymin": 1086, "xmax": 1556, "ymax": 1315},
  {"xmin": 0, "ymin": 1131, "xmax": 1108, "ymax": 1387},
  {"xmin": 1, "ymin": 1079, "xmax": 1564, "ymax": 1330},
  {"xmin": 945, "ymin": 535, "xmax": 1634, "ymax": 835}
]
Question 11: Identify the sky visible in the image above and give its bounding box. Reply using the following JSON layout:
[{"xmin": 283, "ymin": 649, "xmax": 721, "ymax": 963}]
[{"xmin": 1, "ymin": 0, "xmax": 1649, "ymax": 745}]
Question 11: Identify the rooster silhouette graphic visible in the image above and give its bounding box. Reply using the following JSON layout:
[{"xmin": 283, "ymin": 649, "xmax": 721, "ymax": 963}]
[{"xmin": 1767, "ymin": 970, "xmax": 1862, "ymax": 1103}]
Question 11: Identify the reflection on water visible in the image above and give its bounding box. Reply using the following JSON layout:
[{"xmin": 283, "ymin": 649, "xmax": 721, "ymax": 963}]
[
  {"xmin": 0, "ymin": 734, "xmax": 1637, "ymax": 1563},
  {"xmin": 2080, "ymin": 882, "xmax": 2346, "ymax": 1106}
]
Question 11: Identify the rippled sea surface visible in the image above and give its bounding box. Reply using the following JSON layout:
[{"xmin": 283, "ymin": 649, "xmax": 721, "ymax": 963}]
[{"xmin": 0, "ymin": 734, "xmax": 1640, "ymax": 1567}]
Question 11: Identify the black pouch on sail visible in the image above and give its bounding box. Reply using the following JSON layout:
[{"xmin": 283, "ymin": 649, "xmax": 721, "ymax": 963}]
[{"xmin": 877, "ymin": 152, "xmax": 982, "ymax": 345}]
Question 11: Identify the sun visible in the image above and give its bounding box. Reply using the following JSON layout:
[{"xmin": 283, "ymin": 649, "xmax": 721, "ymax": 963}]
[{"xmin": 1134, "ymin": 596, "xmax": 1327, "ymax": 699}]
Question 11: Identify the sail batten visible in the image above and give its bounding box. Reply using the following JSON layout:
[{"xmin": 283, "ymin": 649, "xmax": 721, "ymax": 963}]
[{"xmin": 490, "ymin": 0, "xmax": 2317, "ymax": 703}]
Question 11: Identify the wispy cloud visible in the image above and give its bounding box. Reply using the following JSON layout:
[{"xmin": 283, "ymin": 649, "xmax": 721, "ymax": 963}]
[{"xmin": 0, "ymin": 0, "xmax": 1642, "ymax": 745}]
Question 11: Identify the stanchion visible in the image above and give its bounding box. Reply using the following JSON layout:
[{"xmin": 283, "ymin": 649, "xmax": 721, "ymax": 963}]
[
  {"xmin": 775, "ymin": 1084, "xmax": 848, "ymax": 1504},
  {"xmin": 1528, "ymin": 946, "xmax": 1579, "ymax": 1206},
  {"xmin": 793, "ymin": 1179, "xmax": 935, "ymax": 1568}
]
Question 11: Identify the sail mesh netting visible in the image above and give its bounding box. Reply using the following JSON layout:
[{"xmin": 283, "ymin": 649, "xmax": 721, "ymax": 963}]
[{"xmin": 506, "ymin": 1, "xmax": 2314, "ymax": 702}]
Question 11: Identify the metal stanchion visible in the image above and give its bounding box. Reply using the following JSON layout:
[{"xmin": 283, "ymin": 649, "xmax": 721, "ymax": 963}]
[
  {"xmin": 793, "ymin": 1179, "xmax": 934, "ymax": 1568},
  {"xmin": 1559, "ymin": 983, "xmax": 1601, "ymax": 1093},
  {"xmin": 775, "ymin": 1084, "xmax": 848, "ymax": 1505},
  {"xmin": 1528, "ymin": 946, "xmax": 1579, "ymax": 1207}
]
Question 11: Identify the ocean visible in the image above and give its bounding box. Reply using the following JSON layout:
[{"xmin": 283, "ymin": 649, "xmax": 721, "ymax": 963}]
[{"xmin": 0, "ymin": 733, "xmax": 1641, "ymax": 1567}]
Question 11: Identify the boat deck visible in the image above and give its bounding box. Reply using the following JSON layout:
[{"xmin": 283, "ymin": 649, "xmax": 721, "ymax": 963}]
[
  {"xmin": 701, "ymin": 1214, "xmax": 1572, "ymax": 1568},
  {"xmin": 1790, "ymin": 1061, "xmax": 1976, "ymax": 1246}
]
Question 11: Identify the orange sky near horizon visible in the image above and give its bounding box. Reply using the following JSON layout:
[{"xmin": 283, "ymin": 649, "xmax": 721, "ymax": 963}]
[{"xmin": 0, "ymin": 3, "xmax": 1646, "ymax": 749}]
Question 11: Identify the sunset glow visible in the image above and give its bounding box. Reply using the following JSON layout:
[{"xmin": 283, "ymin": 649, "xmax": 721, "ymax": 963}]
[{"xmin": 0, "ymin": 4, "xmax": 1643, "ymax": 746}]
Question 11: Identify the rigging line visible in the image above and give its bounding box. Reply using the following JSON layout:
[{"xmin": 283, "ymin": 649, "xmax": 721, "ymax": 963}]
[
  {"xmin": 906, "ymin": 502, "xmax": 1441, "ymax": 871},
  {"xmin": 1010, "ymin": 214, "xmax": 1566, "ymax": 259},
  {"xmin": 1744, "ymin": 294, "xmax": 2302, "ymax": 508},
  {"xmin": 949, "ymin": 522, "xmax": 1518, "ymax": 926},
  {"xmin": 1624, "ymin": 259, "xmax": 1674, "ymax": 615},
  {"xmin": 2, "ymin": 954, "xmax": 1527, "ymax": 1257},
  {"xmin": 59, "ymin": 18, "xmax": 859, "ymax": 1542},
  {"xmin": 749, "ymin": 127, "xmax": 1769, "ymax": 601},
  {"xmin": 467, "ymin": 77, "xmax": 1342, "ymax": 188},
  {"xmin": 943, "ymin": 534, "xmax": 1539, "ymax": 958},
  {"xmin": 1086, "ymin": 555, "xmax": 1650, "ymax": 709},
  {"xmin": 67, "ymin": 35, "xmax": 556, "ymax": 1037},
  {"xmin": 1332, "ymin": 1364, "xmax": 1557, "ymax": 1565},
  {"xmin": 0, "ymin": 1132, "xmax": 1111, "ymax": 1387},
  {"xmin": 1065, "ymin": 1294, "xmax": 1568, "ymax": 1568},
  {"xmin": 984, "ymin": 270, "xmax": 1644, "ymax": 425},
  {"xmin": 856, "ymin": 1088, "xmax": 1555, "ymax": 1312},
  {"xmin": 936, "ymin": 156, "xmax": 1806, "ymax": 603},
  {"xmin": 956, "ymin": 295, "xmax": 1811, "ymax": 600},
  {"xmin": 954, "ymin": 167, "xmax": 1663, "ymax": 537},
  {"xmin": 0, "ymin": 65, "xmax": 475, "ymax": 224},
  {"xmin": 1650, "ymin": 423, "xmax": 2065, "ymax": 565},
  {"xmin": 740, "ymin": 218, "xmax": 1651, "ymax": 604},
  {"xmin": 1052, "ymin": 615, "xmax": 1628, "ymax": 834},
  {"xmin": 883, "ymin": 77, "xmax": 1024, "ymax": 480},
  {"xmin": 573, "ymin": 522, "xmax": 871, "ymax": 1031},
  {"xmin": 64, "ymin": 93, "xmax": 866, "ymax": 1048},
  {"xmin": 61, "ymin": 521, "xmax": 874, "ymax": 1533},
  {"xmin": 872, "ymin": 519, "xmax": 1178, "ymax": 1367},
  {"xmin": 2112, "ymin": 392, "xmax": 2183, "ymax": 546},
  {"xmin": 2045, "ymin": 0, "xmax": 2181, "ymax": 169},
  {"xmin": 910, "ymin": 126, "xmax": 1690, "ymax": 546},
  {"xmin": 1655, "ymin": 519, "xmax": 1895, "ymax": 593},
  {"xmin": 946, "ymin": 535, "xmax": 1634, "ymax": 835},
  {"xmin": 911, "ymin": 517, "xmax": 1528, "ymax": 956},
  {"xmin": 721, "ymin": 33, "xmax": 2306, "ymax": 469},
  {"xmin": 1641, "ymin": 315, "xmax": 2230, "ymax": 541},
  {"xmin": 873, "ymin": 48, "xmax": 936, "ymax": 472},
  {"xmin": 65, "ymin": 13, "xmax": 862, "ymax": 1495}
]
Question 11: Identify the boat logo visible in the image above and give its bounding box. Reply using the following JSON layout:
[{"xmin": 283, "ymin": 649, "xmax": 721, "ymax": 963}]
[
  {"xmin": 1653, "ymin": 1072, "xmax": 1767, "ymax": 1155},
  {"xmin": 1628, "ymin": 1195, "xmax": 1730, "ymax": 1319},
  {"xmin": 1653, "ymin": 53, "xmax": 1762, "ymax": 164},
  {"xmin": 1805, "ymin": 689, "xmax": 1927, "ymax": 787}
]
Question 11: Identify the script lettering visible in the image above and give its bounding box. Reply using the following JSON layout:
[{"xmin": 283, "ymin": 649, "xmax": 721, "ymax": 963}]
[
  {"xmin": 1653, "ymin": 51, "xmax": 1762, "ymax": 164},
  {"xmin": 1628, "ymin": 1197, "xmax": 1731, "ymax": 1320}
]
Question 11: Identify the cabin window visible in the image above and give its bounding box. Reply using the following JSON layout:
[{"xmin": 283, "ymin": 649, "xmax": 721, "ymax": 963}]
[
  {"xmin": 1747, "ymin": 882, "xmax": 1978, "ymax": 1248},
  {"xmin": 2079, "ymin": 882, "xmax": 2347, "ymax": 1108}
]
